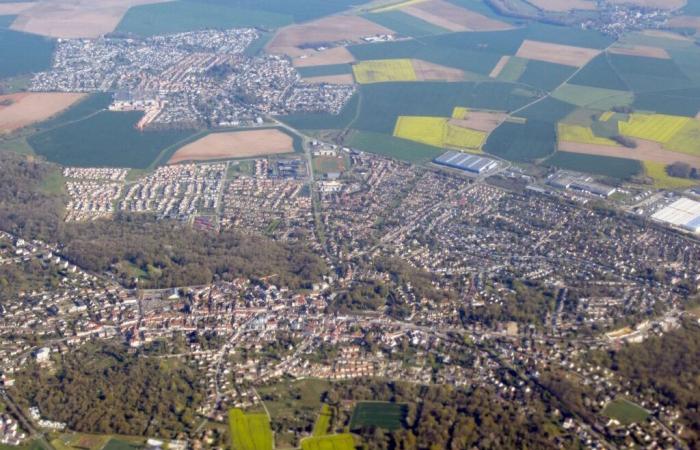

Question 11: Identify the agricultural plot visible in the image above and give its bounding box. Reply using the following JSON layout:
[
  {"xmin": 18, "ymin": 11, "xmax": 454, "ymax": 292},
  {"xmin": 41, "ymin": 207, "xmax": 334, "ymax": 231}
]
[
  {"xmin": 0, "ymin": 28, "xmax": 54, "ymax": 78},
  {"xmin": 228, "ymin": 409, "xmax": 273, "ymax": 450},
  {"xmin": 27, "ymin": 111, "xmax": 197, "ymax": 168},
  {"xmin": 545, "ymin": 152, "xmax": 642, "ymax": 179},
  {"xmin": 515, "ymin": 40, "xmax": 599, "ymax": 68},
  {"xmin": 602, "ymin": 399, "xmax": 650, "ymax": 425},
  {"xmin": 353, "ymin": 59, "xmax": 417, "ymax": 84},
  {"xmin": 393, "ymin": 115, "xmax": 486, "ymax": 150},
  {"xmin": 516, "ymin": 97, "xmax": 577, "ymax": 123},
  {"xmin": 190, "ymin": 0, "xmax": 373, "ymax": 22},
  {"xmin": 527, "ymin": 0, "xmax": 596, "ymax": 11},
  {"xmin": 350, "ymin": 401, "xmax": 407, "ymax": 430},
  {"xmin": 32, "ymin": 93, "xmax": 112, "ymax": 131},
  {"xmin": 618, "ymin": 113, "xmax": 691, "ymax": 144},
  {"xmin": 346, "ymin": 130, "xmax": 444, "ymax": 163},
  {"xmin": 517, "ymin": 60, "xmax": 576, "ymax": 92},
  {"xmin": 297, "ymin": 64, "xmax": 353, "ymax": 78},
  {"xmin": 313, "ymin": 404, "xmax": 332, "ymax": 436},
  {"xmin": 363, "ymin": 10, "xmax": 448, "ymax": 37},
  {"xmin": 398, "ymin": 0, "xmax": 513, "ymax": 32},
  {"xmin": 0, "ymin": 93, "xmax": 86, "ymax": 134},
  {"xmin": 0, "ymin": 14, "xmax": 16, "ymax": 28},
  {"xmin": 633, "ymin": 87, "xmax": 700, "ymax": 117},
  {"xmin": 493, "ymin": 56, "xmax": 527, "ymax": 82},
  {"xmin": 569, "ymin": 54, "xmax": 629, "ymax": 91},
  {"xmin": 293, "ymin": 47, "xmax": 356, "ymax": 68},
  {"xmin": 168, "ymin": 129, "xmax": 296, "ymax": 164},
  {"xmin": 301, "ymin": 434, "xmax": 354, "ymax": 450},
  {"xmin": 608, "ymin": 53, "xmax": 691, "ymax": 92},
  {"xmin": 666, "ymin": 119, "xmax": 700, "ymax": 155},
  {"xmin": 558, "ymin": 124, "xmax": 617, "ymax": 146},
  {"xmin": 552, "ymin": 84, "xmax": 633, "ymax": 110},
  {"xmin": 483, "ymin": 119, "xmax": 557, "ymax": 162},
  {"xmin": 117, "ymin": 1, "xmax": 292, "ymax": 36}
]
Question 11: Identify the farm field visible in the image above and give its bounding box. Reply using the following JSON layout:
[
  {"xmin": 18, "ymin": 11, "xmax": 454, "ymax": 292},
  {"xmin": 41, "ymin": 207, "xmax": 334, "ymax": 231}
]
[
  {"xmin": 617, "ymin": 113, "xmax": 692, "ymax": 144},
  {"xmin": 0, "ymin": 28, "xmax": 54, "ymax": 78},
  {"xmin": 527, "ymin": 0, "xmax": 596, "ymax": 11},
  {"xmin": 228, "ymin": 409, "xmax": 273, "ymax": 450},
  {"xmin": 393, "ymin": 115, "xmax": 486, "ymax": 150},
  {"xmin": 117, "ymin": 1, "xmax": 291, "ymax": 36},
  {"xmin": 557, "ymin": 124, "xmax": 617, "ymax": 146},
  {"xmin": 312, "ymin": 404, "xmax": 332, "ymax": 436},
  {"xmin": 545, "ymin": 151, "xmax": 642, "ymax": 178},
  {"xmin": 0, "ymin": 93, "xmax": 86, "ymax": 134},
  {"xmin": 515, "ymin": 40, "xmax": 600, "ymax": 68},
  {"xmin": 353, "ymin": 59, "xmax": 417, "ymax": 84},
  {"xmin": 552, "ymin": 84, "xmax": 633, "ymax": 110},
  {"xmin": 398, "ymin": 0, "xmax": 513, "ymax": 32},
  {"xmin": 27, "ymin": 111, "xmax": 197, "ymax": 168},
  {"xmin": 602, "ymin": 399, "xmax": 650, "ymax": 425},
  {"xmin": 484, "ymin": 119, "xmax": 556, "ymax": 162},
  {"xmin": 297, "ymin": 64, "xmax": 352, "ymax": 78},
  {"xmin": 168, "ymin": 129, "xmax": 295, "ymax": 164},
  {"xmin": 644, "ymin": 161, "xmax": 699, "ymax": 189},
  {"xmin": 362, "ymin": 10, "xmax": 448, "ymax": 37},
  {"xmin": 665, "ymin": 118, "xmax": 700, "ymax": 155},
  {"xmin": 190, "ymin": 0, "xmax": 374, "ymax": 23},
  {"xmin": 9, "ymin": 0, "xmax": 170, "ymax": 39},
  {"xmin": 559, "ymin": 139, "xmax": 700, "ymax": 166},
  {"xmin": 293, "ymin": 48, "xmax": 356, "ymax": 68},
  {"xmin": 301, "ymin": 434, "xmax": 355, "ymax": 450},
  {"xmin": 516, "ymin": 60, "xmax": 576, "ymax": 92},
  {"xmin": 349, "ymin": 401, "xmax": 407, "ymax": 431},
  {"xmin": 278, "ymin": 94, "xmax": 359, "ymax": 131},
  {"xmin": 632, "ymin": 87, "xmax": 700, "ymax": 117},
  {"xmin": 346, "ymin": 130, "xmax": 444, "ymax": 163},
  {"xmin": 608, "ymin": 44, "xmax": 670, "ymax": 59}
]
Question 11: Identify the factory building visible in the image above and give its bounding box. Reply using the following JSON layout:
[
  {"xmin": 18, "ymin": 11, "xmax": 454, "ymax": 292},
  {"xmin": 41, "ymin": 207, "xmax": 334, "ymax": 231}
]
[
  {"xmin": 433, "ymin": 151, "xmax": 498, "ymax": 174},
  {"xmin": 651, "ymin": 197, "xmax": 700, "ymax": 233}
]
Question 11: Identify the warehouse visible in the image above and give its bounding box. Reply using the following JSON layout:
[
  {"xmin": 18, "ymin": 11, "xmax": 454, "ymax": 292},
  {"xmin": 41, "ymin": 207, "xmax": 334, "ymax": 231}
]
[
  {"xmin": 434, "ymin": 151, "xmax": 498, "ymax": 174},
  {"xmin": 651, "ymin": 197, "xmax": 700, "ymax": 233}
]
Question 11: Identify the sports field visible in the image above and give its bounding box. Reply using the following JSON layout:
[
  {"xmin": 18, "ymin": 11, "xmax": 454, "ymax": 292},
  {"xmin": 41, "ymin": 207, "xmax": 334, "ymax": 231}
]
[
  {"xmin": 301, "ymin": 434, "xmax": 355, "ymax": 450},
  {"xmin": 353, "ymin": 59, "xmax": 417, "ymax": 84},
  {"xmin": 558, "ymin": 124, "xmax": 618, "ymax": 146},
  {"xmin": 618, "ymin": 113, "xmax": 692, "ymax": 144},
  {"xmin": 602, "ymin": 399, "xmax": 650, "ymax": 425},
  {"xmin": 349, "ymin": 401, "xmax": 407, "ymax": 430},
  {"xmin": 393, "ymin": 115, "xmax": 486, "ymax": 150},
  {"xmin": 229, "ymin": 409, "xmax": 273, "ymax": 450}
]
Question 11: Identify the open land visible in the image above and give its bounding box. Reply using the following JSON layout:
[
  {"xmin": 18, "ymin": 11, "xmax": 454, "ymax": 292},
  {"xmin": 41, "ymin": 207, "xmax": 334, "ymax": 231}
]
[
  {"xmin": 527, "ymin": 0, "xmax": 596, "ymax": 11},
  {"xmin": 267, "ymin": 15, "xmax": 392, "ymax": 57},
  {"xmin": 602, "ymin": 399, "xmax": 650, "ymax": 425},
  {"xmin": 0, "ymin": 92, "xmax": 85, "ymax": 134},
  {"xmin": 10, "ymin": 0, "xmax": 170, "ymax": 38},
  {"xmin": 559, "ymin": 139, "xmax": 700, "ymax": 166},
  {"xmin": 168, "ymin": 129, "xmax": 294, "ymax": 164},
  {"xmin": 402, "ymin": 0, "xmax": 512, "ymax": 32},
  {"xmin": 516, "ymin": 40, "xmax": 600, "ymax": 68},
  {"xmin": 608, "ymin": 45, "xmax": 670, "ymax": 59},
  {"xmin": 293, "ymin": 47, "xmax": 356, "ymax": 68}
]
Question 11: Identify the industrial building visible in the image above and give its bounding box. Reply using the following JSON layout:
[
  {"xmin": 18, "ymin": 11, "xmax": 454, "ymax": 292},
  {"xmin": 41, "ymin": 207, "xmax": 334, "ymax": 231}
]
[
  {"xmin": 433, "ymin": 151, "xmax": 498, "ymax": 174},
  {"xmin": 546, "ymin": 171, "xmax": 617, "ymax": 197},
  {"xmin": 651, "ymin": 197, "xmax": 700, "ymax": 233}
]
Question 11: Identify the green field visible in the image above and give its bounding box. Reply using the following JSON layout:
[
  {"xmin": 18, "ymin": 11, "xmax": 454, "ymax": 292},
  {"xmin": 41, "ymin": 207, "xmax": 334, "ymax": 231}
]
[
  {"xmin": 495, "ymin": 57, "xmax": 527, "ymax": 82},
  {"xmin": 608, "ymin": 53, "xmax": 691, "ymax": 93},
  {"xmin": 0, "ymin": 28, "xmax": 55, "ymax": 78},
  {"xmin": 363, "ymin": 11, "xmax": 448, "ymax": 37},
  {"xmin": 32, "ymin": 93, "xmax": 113, "ymax": 131},
  {"xmin": 633, "ymin": 87, "xmax": 700, "ymax": 117},
  {"xmin": 644, "ymin": 161, "xmax": 699, "ymax": 189},
  {"xmin": 297, "ymin": 64, "xmax": 353, "ymax": 78},
  {"xmin": 517, "ymin": 60, "xmax": 576, "ymax": 92},
  {"xmin": 484, "ymin": 120, "xmax": 556, "ymax": 162},
  {"xmin": 602, "ymin": 398, "xmax": 650, "ymax": 425},
  {"xmin": 346, "ymin": 130, "xmax": 445, "ymax": 163},
  {"xmin": 552, "ymin": 84, "xmax": 633, "ymax": 110},
  {"xmin": 516, "ymin": 97, "xmax": 577, "ymax": 123},
  {"xmin": 229, "ymin": 409, "xmax": 273, "ymax": 450},
  {"xmin": 349, "ymin": 401, "xmax": 407, "ymax": 431},
  {"xmin": 188, "ymin": 0, "xmax": 373, "ymax": 22},
  {"xmin": 569, "ymin": 54, "xmax": 629, "ymax": 91},
  {"xmin": 28, "ymin": 111, "xmax": 198, "ymax": 168},
  {"xmin": 545, "ymin": 152, "xmax": 642, "ymax": 179},
  {"xmin": 116, "ymin": 1, "xmax": 292, "ymax": 36},
  {"xmin": 101, "ymin": 439, "xmax": 142, "ymax": 450},
  {"xmin": 301, "ymin": 434, "xmax": 355, "ymax": 450},
  {"xmin": 257, "ymin": 379, "xmax": 332, "ymax": 423}
]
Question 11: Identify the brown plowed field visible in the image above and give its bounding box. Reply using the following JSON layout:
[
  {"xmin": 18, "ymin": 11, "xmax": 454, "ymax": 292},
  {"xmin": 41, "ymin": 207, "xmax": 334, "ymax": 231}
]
[
  {"xmin": 608, "ymin": 0, "xmax": 685, "ymax": 10},
  {"xmin": 168, "ymin": 129, "xmax": 294, "ymax": 164},
  {"xmin": 516, "ymin": 40, "xmax": 600, "ymax": 67},
  {"xmin": 489, "ymin": 56, "xmax": 510, "ymax": 78},
  {"xmin": 402, "ymin": 0, "xmax": 512, "ymax": 31},
  {"xmin": 413, "ymin": 59, "xmax": 464, "ymax": 81},
  {"xmin": 559, "ymin": 140, "xmax": 700, "ymax": 166},
  {"xmin": 0, "ymin": 2, "xmax": 34, "ymax": 15},
  {"xmin": 449, "ymin": 111, "xmax": 507, "ymax": 133},
  {"xmin": 0, "ymin": 92, "xmax": 85, "ymax": 134},
  {"xmin": 292, "ymin": 47, "xmax": 356, "ymax": 68},
  {"xmin": 527, "ymin": 0, "xmax": 596, "ymax": 11},
  {"xmin": 608, "ymin": 45, "xmax": 670, "ymax": 59}
]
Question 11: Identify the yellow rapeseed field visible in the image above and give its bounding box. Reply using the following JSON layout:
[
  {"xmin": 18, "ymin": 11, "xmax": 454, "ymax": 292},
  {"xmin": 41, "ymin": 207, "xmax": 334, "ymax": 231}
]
[
  {"xmin": 352, "ymin": 59, "xmax": 417, "ymax": 84},
  {"xmin": 558, "ymin": 123, "xmax": 618, "ymax": 146},
  {"xmin": 618, "ymin": 113, "xmax": 691, "ymax": 144},
  {"xmin": 666, "ymin": 119, "xmax": 700, "ymax": 156},
  {"xmin": 599, "ymin": 111, "xmax": 614, "ymax": 122},
  {"xmin": 393, "ymin": 115, "xmax": 486, "ymax": 150},
  {"xmin": 452, "ymin": 107, "xmax": 470, "ymax": 119}
]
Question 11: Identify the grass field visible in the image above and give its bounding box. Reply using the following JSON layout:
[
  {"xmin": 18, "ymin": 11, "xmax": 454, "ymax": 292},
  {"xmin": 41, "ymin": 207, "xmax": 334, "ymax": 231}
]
[
  {"xmin": 545, "ymin": 152, "xmax": 642, "ymax": 179},
  {"xmin": 229, "ymin": 409, "xmax": 273, "ymax": 450},
  {"xmin": 257, "ymin": 379, "xmax": 332, "ymax": 423},
  {"xmin": 117, "ymin": 1, "xmax": 292, "ymax": 36},
  {"xmin": 393, "ymin": 116, "xmax": 486, "ymax": 150},
  {"xmin": 602, "ymin": 398, "xmax": 650, "ymax": 425},
  {"xmin": 301, "ymin": 434, "xmax": 355, "ymax": 450},
  {"xmin": 28, "ymin": 111, "xmax": 198, "ymax": 168},
  {"xmin": 618, "ymin": 113, "xmax": 691, "ymax": 144},
  {"xmin": 313, "ymin": 404, "xmax": 332, "ymax": 436},
  {"xmin": 644, "ymin": 161, "xmax": 699, "ymax": 189},
  {"xmin": 0, "ymin": 28, "xmax": 55, "ymax": 78},
  {"xmin": 349, "ymin": 401, "xmax": 407, "ymax": 431},
  {"xmin": 297, "ymin": 64, "xmax": 352, "ymax": 78},
  {"xmin": 353, "ymin": 59, "xmax": 417, "ymax": 84},
  {"xmin": 558, "ymin": 124, "xmax": 618, "ymax": 146},
  {"xmin": 346, "ymin": 130, "xmax": 444, "ymax": 163},
  {"xmin": 363, "ymin": 10, "xmax": 448, "ymax": 37},
  {"xmin": 313, "ymin": 155, "xmax": 347, "ymax": 173}
]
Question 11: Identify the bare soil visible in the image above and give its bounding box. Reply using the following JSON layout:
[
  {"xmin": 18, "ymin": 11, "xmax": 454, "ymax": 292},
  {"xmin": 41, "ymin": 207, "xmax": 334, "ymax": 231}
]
[
  {"xmin": 559, "ymin": 139, "xmax": 700, "ymax": 166},
  {"xmin": 403, "ymin": 0, "xmax": 512, "ymax": 31},
  {"xmin": 516, "ymin": 40, "xmax": 600, "ymax": 67},
  {"xmin": 608, "ymin": 45, "xmax": 670, "ymax": 59},
  {"xmin": 413, "ymin": 59, "xmax": 464, "ymax": 81},
  {"xmin": 0, "ymin": 92, "xmax": 86, "ymax": 134},
  {"xmin": 168, "ymin": 129, "xmax": 294, "ymax": 164}
]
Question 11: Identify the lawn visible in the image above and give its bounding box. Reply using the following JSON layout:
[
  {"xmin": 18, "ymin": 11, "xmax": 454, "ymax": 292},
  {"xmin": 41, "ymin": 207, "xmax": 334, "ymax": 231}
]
[
  {"xmin": 602, "ymin": 398, "xmax": 650, "ymax": 425},
  {"xmin": 28, "ymin": 111, "xmax": 198, "ymax": 168},
  {"xmin": 229, "ymin": 409, "xmax": 273, "ymax": 450},
  {"xmin": 349, "ymin": 401, "xmax": 407, "ymax": 431}
]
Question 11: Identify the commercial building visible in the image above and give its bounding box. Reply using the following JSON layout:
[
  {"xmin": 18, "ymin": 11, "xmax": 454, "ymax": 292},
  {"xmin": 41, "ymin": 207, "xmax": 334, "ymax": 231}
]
[
  {"xmin": 433, "ymin": 151, "xmax": 498, "ymax": 174},
  {"xmin": 651, "ymin": 197, "xmax": 700, "ymax": 233}
]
